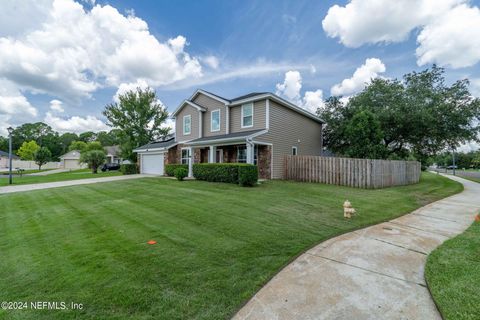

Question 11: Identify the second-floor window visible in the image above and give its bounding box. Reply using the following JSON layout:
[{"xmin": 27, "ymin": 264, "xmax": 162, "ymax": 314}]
[
  {"xmin": 211, "ymin": 109, "xmax": 220, "ymax": 132},
  {"xmin": 241, "ymin": 103, "xmax": 253, "ymax": 128},
  {"xmin": 183, "ymin": 115, "xmax": 191, "ymax": 135}
]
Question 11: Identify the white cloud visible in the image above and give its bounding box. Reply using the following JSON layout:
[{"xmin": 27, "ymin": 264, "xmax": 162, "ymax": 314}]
[
  {"xmin": 302, "ymin": 90, "xmax": 325, "ymax": 114},
  {"xmin": 44, "ymin": 111, "xmax": 109, "ymax": 133},
  {"xmin": 202, "ymin": 56, "xmax": 220, "ymax": 69},
  {"xmin": 275, "ymin": 71, "xmax": 325, "ymax": 114},
  {"xmin": 0, "ymin": 79, "xmax": 37, "ymax": 117},
  {"xmin": 0, "ymin": 0, "xmax": 203, "ymax": 101},
  {"xmin": 322, "ymin": 0, "xmax": 480, "ymax": 69},
  {"xmin": 276, "ymin": 71, "xmax": 303, "ymax": 104},
  {"xmin": 161, "ymin": 117, "xmax": 176, "ymax": 132},
  {"xmin": 416, "ymin": 4, "xmax": 480, "ymax": 68},
  {"xmin": 49, "ymin": 99, "xmax": 64, "ymax": 112},
  {"xmin": 331, "ymin": 58, "xmax": 386, "ymax": 96}
]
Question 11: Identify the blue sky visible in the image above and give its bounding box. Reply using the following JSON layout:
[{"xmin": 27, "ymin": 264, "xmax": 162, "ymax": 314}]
[{"xmin": 0, "ymin": 0, "xmax": 479, "ymax": 144}]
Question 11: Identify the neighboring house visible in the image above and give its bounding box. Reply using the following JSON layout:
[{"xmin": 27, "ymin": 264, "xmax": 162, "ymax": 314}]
[
  {"xmin": 0, "ymin": 150, "xmax": 20, "ymax": 168},
  {"xmin": 59, "ymin": 150, "xmax": 84, "ymax": 169},
  {"xmin": 105, "ymin": 146, "xmax": 122, "ymax": 164},
  {"xmin": 134, "ymin": 89, "xmax": 324, "ymax": 179}
]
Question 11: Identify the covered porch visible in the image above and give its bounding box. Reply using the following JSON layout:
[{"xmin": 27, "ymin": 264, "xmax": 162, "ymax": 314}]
[{"xmin": 178, "ymin": 135, "xmax": 271, "ymax": 179}]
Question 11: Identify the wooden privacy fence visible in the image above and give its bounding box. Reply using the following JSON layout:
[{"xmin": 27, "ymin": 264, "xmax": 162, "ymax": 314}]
[{"xmin": 284, "ymin": 155, "xmax": 421, "ymax": 189}]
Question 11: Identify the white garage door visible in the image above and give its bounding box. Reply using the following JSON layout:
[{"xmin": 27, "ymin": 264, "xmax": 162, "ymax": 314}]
[
  {"xmin": 141, "ymin": 153, "xmax": 164, "ymax": 175},
  {"xmin": 64, "ymin": 159, "xmax": 80, "ymax": 169}
]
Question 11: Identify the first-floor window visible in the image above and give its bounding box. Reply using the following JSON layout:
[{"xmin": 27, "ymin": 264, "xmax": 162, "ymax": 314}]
[
  {"xmin": 237, "ymin": 145, "xmax": 258, "ymax": 164},
  {"xmin": 181, "ymin": 148, "xmax": 191, "ymax": 164},
  {"xmin": 237, "ymin": 146, "xmax": 247, "ymax": 163},
  {"xmin": 292, "ymin": 146, "xmax": 298, "ymax": 156}
]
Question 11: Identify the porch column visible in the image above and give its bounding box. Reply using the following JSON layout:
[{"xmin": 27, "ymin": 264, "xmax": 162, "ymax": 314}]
[
  {"xmin": 209, "ymin": 146, "xmax": 216, "ymax": 163},
  {"xmin": 188, "ymin": 147, "xmax": 193, "ymax": 177},
  {"xmin": 246, "ymin": 143, "xmax": 254, "ymax": 164}
]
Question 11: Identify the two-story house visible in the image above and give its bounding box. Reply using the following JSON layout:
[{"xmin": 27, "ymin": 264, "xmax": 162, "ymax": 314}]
[{"xmin": 134, "ymin": 89, "xmax": 324, "ymax": 179}]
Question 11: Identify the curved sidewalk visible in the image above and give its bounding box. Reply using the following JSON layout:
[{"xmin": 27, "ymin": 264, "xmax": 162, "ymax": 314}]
[
  {"xmin": 0, "ymin": 174, "xmax": 154, "ymax": 194},
  {"xmin": 234, "ymin": 174, "xmax": 480, "ymax": 320}
]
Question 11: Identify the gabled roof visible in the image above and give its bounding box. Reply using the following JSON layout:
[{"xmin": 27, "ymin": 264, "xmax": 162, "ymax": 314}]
[
  {"xmin": 171, "ymin": 99, "xmax": 207, "ymax": 116},
  {"xmin": 134, "ymin": 135, "xmax": 177, "ymax": 152},
  {"xmin": 0, "ymin": 150, "xmax": 19, "ymax": 159},
  {"xmin": 60, "ymin": 150, "xmax": 81, "ymax": 160},
  {"xmin": 189, "ymin": 89, "xmax": 230, "ymax": 104}
]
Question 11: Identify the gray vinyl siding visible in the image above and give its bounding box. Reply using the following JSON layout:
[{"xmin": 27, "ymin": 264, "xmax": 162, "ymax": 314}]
[
  {"xmin": 193, "ymin": 93, "xmax": 227, "ymax": 137},
  {"xmin": 256, "ymin": 100, "xmax": 322, "ymax": 179},
  {"xmin": 229, "ymin": 99, "xmax": 266, "ymax": 133},
  {"xmin": 175, "ymin": 105, "xmax": 199, "ymax": 142}
]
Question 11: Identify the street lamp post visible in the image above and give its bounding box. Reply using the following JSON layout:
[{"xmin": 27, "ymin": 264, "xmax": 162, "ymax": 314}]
[{"xmin": 7, "ymin": 126, "xmax": 14, "ymax": 185}]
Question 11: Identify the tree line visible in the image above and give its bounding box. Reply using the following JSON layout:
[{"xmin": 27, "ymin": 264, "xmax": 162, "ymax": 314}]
[{"xmin": 318, "ymin": 66, "xmax": 480, "ymax": 168}]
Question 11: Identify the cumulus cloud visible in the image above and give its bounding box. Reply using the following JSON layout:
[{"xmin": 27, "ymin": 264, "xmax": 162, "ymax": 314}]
[
  {"xmin": 275, "ymin": 71, "xmax": 325, "ymax": 113},
  {"xmin": 322, "ymin": 0, "xmax": 480, "ymax": 68},
  {"xmin": 0, "ymin": 0, "xmax": 203, "ymax": 101},
  {"xmin": 44, "ymin": 111, "xmax": 109, "ymax": 133},
  {"xmin": 331, "ymin": 58, "xmax": 386, "ymax": 96},
  {"xmin": 416, "ymin": 4, "xmax": 480, "ymax": 68},
  {"xmin": 0, "ymin": 79, "xmax": 37, "ymax": 117},
  {"xmin": 49, "ymin": 99, "xmax": 64, "ymax": 112}
]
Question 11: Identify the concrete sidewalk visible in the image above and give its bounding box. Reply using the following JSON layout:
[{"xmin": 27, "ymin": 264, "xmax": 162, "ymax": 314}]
[
  {"xmin": 0, "ymin": 174, "xmax": 154, "ymax": 194},
  {"xmin": 234, "ymin": 174, "xmax": 480, "ymax": 320},
  {"xmin": 27, "ymin": 168, "xmax": 70, "ymax": 176}
]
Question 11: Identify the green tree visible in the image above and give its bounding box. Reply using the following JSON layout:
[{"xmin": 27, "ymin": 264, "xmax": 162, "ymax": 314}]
[
  {"xmin": 79, "ymin": 131, "xmax": 98, "ymax": 143},
  {"xmin": 34, "ymin": 147, "xmax": 52, "ymax": 170},
  {"xmin": 344, "ymin": 110, "xmax": 387, "ymax": 158},
  {"xmin": 103, "ymin": 87, "xmax": 169, "ymax": 161},
  {"xmin": 0, "ymin": 136, "xmax": 7, "ymax": 151},
  {"xmin": 68, "ymin": 141, "xmax": 87, "ymax": 153},
  {"xmin": 80, "ymin": 150, "xmax": 106, "ymax": 174},
  {"xmin": 85, "ymin": 141, "xmax": 104, "ymax": 152},
  {"xmin": 17, "ymin": 141, "xmax": 40, "ymax": 160},
  {"xmin": 59, "ymin": 133, "xmax": 79, "ymax": 154},
  {"xmin": 12, "ymin": 122, "xmax": 55, "ymax": 151},
  {"xmin": 320, "ymin": 66, "xmax": 480, "ymax": 166}
]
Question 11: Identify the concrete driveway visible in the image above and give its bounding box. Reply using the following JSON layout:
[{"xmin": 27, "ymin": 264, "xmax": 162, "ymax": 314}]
[
  {"xmin": 0, "ymin": 174, "xmax": 154, "ymax": 194},
  {"xmin": 233, "ymin": 174, "xmax": 480, "ymax": 320}
]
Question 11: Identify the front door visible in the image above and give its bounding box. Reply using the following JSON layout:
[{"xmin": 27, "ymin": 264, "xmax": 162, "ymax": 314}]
[{"xmin": 216, "ymin": 149, "xmax": 223, "ymax": 163}]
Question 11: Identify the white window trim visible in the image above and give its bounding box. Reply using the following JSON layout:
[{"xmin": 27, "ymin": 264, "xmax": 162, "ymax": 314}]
[
  {"xmin": 183, "ymin": 115, "xmax": 191, "ymax": 135},
  {"xmin": 292, "ymin": 146, "xmax": 298, "ymax": 156},
  {"xmin": 181, "ymin": 147, "xmax": 191, "ymax": 165},
  {"xmin": 241, "ymin": 103, "xmax": 254, "ymax": 128},
  {"xmin": 210, "ymin": 109, "xmax": 221, "ymax": 132}
]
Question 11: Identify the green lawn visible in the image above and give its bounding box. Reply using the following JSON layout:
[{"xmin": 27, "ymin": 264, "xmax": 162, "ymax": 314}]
[
  {"xmin": 426, "ymin": 180, "xmax": 480, "ymax": 320},
  {"xmin": 0, "ymin": 173, "xmax": 461, "ymax": 320},
  {"xmin": 0, "ymin": 169, "xmax": 122, "ymax": 186}
]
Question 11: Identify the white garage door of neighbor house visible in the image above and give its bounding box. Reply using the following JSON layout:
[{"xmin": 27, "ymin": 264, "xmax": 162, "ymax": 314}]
[
  {"xmin": 64, "ymin": 159, "xmax": 80, "ymax": 169},
  {"xmin": 142, "ymin": 153, "xmax": 164, "ymax": 175}
]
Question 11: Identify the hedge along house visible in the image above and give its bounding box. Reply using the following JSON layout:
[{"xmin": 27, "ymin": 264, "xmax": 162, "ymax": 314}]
[{"xmin": 134, "ymin": 89, "xmax": 324, "ymax": 179}]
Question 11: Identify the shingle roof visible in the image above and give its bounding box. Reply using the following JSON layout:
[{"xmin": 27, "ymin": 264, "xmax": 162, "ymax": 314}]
[
  {"xmin": 186, "ymin": 129, "xmax": 264, "ymax": 144},
  {"xmin": 0, "ymin": 150, "xmax": 19, "ymax": 159},
  {"xmin": 230, "ymin": 92, "xmax": 269, "ymax": 102},
  {"xmin": 134, "ymin": 136, "xmax": 177, "ymax": 151}
]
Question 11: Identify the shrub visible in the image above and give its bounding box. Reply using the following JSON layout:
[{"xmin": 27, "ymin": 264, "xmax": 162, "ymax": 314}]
[
  {"xmin": 174, "ymin": 167, "xmax": 188, "ymax": 181},
  {"xmin": 238, "ymin": 165, "xmax": 258, "ymax": 187},
  {"xmin": 120, "ymin": 163, "xmax": 138, "ymax": 175},
  {"xmin": 193, "ymin": 163, "xmax": 258, "ymax": 186},
  {"xmin": 165, "ymin": 164, "xmax": 188, "ymax": 176}
]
